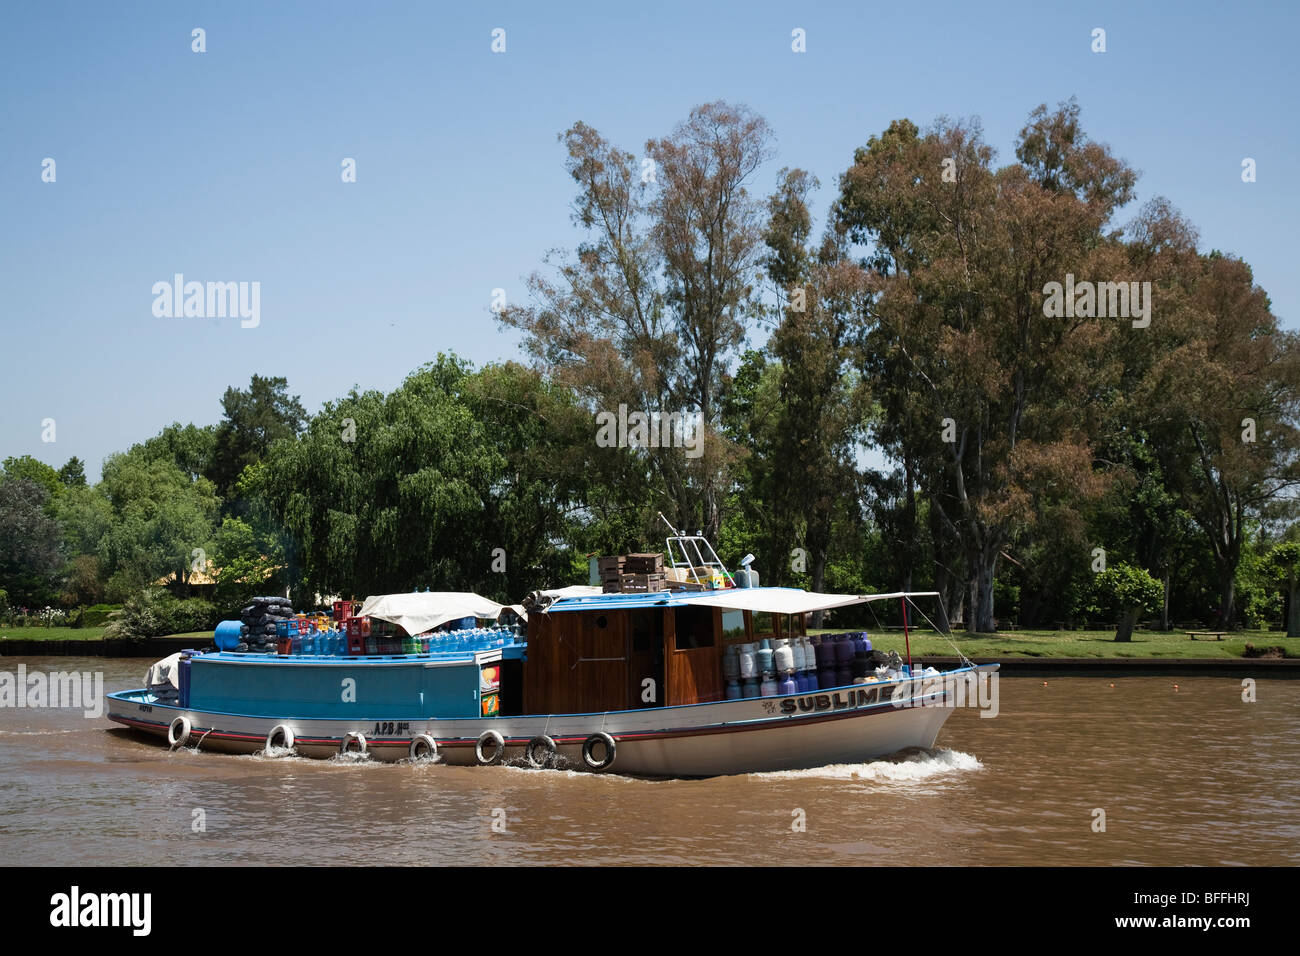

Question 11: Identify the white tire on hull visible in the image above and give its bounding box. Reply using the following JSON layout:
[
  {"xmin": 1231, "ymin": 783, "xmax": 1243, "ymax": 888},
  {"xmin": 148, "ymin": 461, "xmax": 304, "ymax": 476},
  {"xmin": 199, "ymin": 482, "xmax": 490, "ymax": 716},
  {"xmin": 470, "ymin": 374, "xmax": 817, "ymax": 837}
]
[
  {"xmin": 266, "ymin": 724, "xmax": 295, "ymax": 751},
  {"xmin": 167, "ymin": 716, "xmax": 191, "ymax": 748},
  {"xmin": 409, "ymin": 734, "xmax": 439, "ymax": 761},
  {"xmin": 340, "ymin": 732, "xmax": 367, "ymax": 756},
  {"xmin": 475, "ymin": 730, "xmax": 505, "ymax": 765}
]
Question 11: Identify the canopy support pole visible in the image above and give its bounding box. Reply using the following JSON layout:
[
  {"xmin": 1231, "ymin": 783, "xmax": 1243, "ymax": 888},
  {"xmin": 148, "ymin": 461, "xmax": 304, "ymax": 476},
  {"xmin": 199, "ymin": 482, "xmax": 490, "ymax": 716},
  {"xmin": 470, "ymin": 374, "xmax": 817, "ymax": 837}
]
[{"xmin": 901, "ymin": 596, "xmax": 913, "ymax": 674}]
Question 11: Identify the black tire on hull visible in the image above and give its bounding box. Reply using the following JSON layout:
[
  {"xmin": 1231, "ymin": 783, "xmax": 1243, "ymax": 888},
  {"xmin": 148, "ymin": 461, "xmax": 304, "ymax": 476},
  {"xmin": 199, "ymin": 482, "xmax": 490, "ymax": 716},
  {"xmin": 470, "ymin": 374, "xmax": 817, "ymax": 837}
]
[
  {"xmin": 582, "ymin": 732, "xmax": 617, "ymax": 771},
  {"xmin": 525, "ymin": 735, "xmax": 557, "ymax": 768}
]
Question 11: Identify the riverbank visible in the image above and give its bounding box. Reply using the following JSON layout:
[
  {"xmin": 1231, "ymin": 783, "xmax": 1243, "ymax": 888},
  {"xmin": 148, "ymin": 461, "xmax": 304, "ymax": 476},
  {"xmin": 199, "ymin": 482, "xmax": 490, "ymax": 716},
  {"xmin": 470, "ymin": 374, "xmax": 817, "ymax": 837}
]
[{"xmin": 3, "ymin": 626, "xmax": 1297, "ymax": 666}]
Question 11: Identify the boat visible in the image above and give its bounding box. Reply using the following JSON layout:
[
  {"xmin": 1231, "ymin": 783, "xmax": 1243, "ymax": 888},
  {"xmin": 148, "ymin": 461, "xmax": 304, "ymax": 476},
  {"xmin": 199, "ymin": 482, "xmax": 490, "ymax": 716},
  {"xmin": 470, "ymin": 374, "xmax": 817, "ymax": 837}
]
[{"xmin": 106, "ymin": 534, "xmax": 998, "ymax": 777}]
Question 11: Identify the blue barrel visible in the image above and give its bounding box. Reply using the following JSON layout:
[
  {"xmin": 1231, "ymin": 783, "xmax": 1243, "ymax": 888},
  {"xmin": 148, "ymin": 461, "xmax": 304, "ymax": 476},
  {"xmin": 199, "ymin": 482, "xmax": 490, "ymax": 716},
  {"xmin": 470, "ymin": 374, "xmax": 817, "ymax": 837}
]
[{"xmin": 214, "ymin": 620, "xmax": 242, "ymax": 651}]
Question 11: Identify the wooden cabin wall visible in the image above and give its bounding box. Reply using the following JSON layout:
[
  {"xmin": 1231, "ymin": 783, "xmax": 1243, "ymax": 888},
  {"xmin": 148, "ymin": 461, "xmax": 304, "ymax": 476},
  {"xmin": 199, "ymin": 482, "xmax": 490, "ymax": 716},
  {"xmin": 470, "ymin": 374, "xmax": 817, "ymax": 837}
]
[
  {"xmin": 523, "ymin": 611, "xmax": 629, "ymax": 714},
  {"xmin": 665, "ymin": 606, "xmax": 723, "ymax": 705}
]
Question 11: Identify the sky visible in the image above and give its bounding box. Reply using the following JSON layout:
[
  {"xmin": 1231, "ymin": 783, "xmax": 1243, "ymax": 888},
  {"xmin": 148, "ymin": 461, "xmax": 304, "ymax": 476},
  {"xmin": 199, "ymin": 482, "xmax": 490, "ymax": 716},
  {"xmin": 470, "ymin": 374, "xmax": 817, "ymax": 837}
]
[{"xmin": 2, "ymin": 0, "xmax": 1297, "ymax": 482}]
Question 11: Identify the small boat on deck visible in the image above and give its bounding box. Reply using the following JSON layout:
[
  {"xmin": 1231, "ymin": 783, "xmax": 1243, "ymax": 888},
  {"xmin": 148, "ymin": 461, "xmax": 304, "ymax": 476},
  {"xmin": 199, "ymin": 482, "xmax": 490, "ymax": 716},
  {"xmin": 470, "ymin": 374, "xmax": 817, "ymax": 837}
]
[{"xmin": 106, "ymin": 536, "xmax": 997, "ymax": 777}]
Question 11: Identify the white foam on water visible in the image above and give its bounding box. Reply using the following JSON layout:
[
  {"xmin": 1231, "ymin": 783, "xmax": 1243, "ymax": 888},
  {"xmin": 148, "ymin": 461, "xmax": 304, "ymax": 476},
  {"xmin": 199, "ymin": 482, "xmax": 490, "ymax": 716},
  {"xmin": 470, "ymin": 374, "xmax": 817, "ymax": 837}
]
[
  {"xmin": 750, "ymin": 748, "xmax": 983, "ymax": 783},
  {"xmin": 0, "ymin": 728, "xmax": 83, "ymax": 736},
  {"xmin": 328, "ymin": 750, "xmax": 375, "ymax": 765}
]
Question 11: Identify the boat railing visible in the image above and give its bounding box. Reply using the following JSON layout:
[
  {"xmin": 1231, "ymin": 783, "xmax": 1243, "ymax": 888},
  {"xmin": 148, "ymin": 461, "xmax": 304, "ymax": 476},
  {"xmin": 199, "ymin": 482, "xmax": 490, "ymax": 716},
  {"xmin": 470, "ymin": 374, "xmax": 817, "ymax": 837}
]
[{"xmin": 660, "ymin": 513, "xmax": 735, "ymax": 588}]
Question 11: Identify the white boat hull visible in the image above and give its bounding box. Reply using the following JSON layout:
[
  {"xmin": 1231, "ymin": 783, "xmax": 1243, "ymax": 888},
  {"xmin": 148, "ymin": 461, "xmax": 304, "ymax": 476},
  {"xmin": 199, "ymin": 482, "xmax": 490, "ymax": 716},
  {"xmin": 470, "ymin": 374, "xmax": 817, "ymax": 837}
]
[{"xmin": 107, "ymin": 665, "xmax": 995, "ymax": 777}]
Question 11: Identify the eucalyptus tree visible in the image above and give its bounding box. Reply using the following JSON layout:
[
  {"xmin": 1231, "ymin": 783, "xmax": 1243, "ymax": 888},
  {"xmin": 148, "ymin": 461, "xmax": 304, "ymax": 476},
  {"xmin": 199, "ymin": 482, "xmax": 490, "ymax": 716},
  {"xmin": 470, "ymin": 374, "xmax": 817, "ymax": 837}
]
[
  {"xmin": 500, "ymin": 101, "xmax": 775, "ymax": 540},
  {"xmin": 835, "ymin": 103, "xmax": 1133, "ymax": 632}
]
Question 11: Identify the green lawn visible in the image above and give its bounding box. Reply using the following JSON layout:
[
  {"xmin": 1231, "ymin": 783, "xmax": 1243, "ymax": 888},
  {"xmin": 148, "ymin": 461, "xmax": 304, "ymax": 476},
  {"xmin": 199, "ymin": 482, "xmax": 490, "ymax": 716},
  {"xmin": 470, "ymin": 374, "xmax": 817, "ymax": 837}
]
[
  {"xmin": 0, "ymin": 627, "xmax": 209, "ymax": 642},
  {"xmin": 0, "ymin": 625, "xmax": 107, "ymax": 641},
  {"xmin": 811, "ymin": 627, "xmax": 1300, "ymax": 659}
]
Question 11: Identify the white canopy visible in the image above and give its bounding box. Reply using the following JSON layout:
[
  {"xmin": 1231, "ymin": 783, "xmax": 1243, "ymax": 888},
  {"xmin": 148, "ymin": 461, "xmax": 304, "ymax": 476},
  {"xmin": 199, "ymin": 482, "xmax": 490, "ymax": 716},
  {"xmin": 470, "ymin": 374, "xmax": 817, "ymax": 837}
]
[
  {"xmin": 357, "ymin": 592, "xmax": 506, "ymax": 636},
  {"xmin": 678, "ymin": 588, "xmax": 939, "ymax": 615}
]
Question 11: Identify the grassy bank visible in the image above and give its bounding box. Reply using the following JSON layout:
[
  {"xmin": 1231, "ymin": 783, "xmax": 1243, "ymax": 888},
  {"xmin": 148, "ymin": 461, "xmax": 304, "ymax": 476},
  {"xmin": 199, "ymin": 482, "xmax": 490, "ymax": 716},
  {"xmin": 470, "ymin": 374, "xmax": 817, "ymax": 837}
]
[
  {"xmin": 4, "ymin": 624, "xmax": 1295, "ymax": 659},
  {"xmin": 0, "ymin": 627, "xmax": 211, "ymax": 642},
  {"xmin": 0, "ymin": 625, "xmax": 107, "ymax": 641},
  {"xmin": 817, "ymin": 628, "xmax": 1300, "ymax": 659}
]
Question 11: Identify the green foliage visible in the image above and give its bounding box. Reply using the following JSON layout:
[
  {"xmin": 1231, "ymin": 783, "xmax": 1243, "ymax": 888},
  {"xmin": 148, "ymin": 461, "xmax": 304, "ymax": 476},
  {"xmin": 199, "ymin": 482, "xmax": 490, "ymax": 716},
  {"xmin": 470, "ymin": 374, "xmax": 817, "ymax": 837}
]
[
  {"xmin": 1085, "ymin": 563, "xmax": 1163, "ymax": 621},
  {"xmin": 2, "ymin": 455, "xmax": 63, "ymax": 502},
  {"xmin": 253, "ymin": 355, "xmax": 593, "ymax": 600},
  {"xmin": 58, "ymin": 457, "xmax": 87, "ymax": 488},
  {"xmin": 72, "ymin": 603, "xmax": 120, "ymax": 629},
  {"xmin": 103, "ymin": 589, "xmax": 217, "ymax": 641},
  {"xmin": 97, "ymin": 448, "xmax": 219, "ymax": 592},
  {"xmin": 0, "ymin": 479, "xmax": 63, "ymax": 604},
  {"xmin": 207, "ymin": 375, "xmax": 306, "ymax": 503}
]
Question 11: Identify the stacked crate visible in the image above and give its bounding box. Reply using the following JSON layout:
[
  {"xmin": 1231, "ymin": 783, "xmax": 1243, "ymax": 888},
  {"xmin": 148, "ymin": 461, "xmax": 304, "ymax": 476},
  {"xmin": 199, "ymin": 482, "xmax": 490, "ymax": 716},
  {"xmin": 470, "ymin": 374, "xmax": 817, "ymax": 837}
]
[
  {"xmin": 620, "ymin": 553, "xmax": 666, "ymax": 593},
  {"xmin": 598, "ymin": 555, "xmax": 626, "ymax": 593}
]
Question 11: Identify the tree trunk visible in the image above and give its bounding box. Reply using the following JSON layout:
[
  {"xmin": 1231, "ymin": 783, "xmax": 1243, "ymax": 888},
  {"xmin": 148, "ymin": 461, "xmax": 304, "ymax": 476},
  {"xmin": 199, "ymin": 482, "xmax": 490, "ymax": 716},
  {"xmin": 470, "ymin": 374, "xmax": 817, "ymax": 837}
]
[
  {"xmin": 970, "ymin": 544, "xmax": 997, "ymax": 633},
  {"xmin": 1217, "ymin": 572, "xmax": 1236, "ymax": 630},
  {"xmin": 933, "ymin": 561, "xmax": 952, "ymax": 635},
  {"xmin": 1288, "ymin": 578, "xmax": 1299, "ymax": 638},
  {"xmin": 1114, "ymin": 608, "xmax": 1138, "ymax": 642},
  {"xmin": 1159, "ymin": 567, "xmax": 1171, "ymax": 631},
  {"xmin": 810, "ymin": 551, "xmax": 827, "ymax": 629}
]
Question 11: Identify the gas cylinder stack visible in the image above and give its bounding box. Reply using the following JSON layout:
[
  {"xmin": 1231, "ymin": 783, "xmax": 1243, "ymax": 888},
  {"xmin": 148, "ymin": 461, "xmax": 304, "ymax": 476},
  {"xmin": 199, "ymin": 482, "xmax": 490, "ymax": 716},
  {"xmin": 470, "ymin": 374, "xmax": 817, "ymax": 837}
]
[{"xmin": 723, "ymin": 633, "xmax": 893, "ymax": 699}]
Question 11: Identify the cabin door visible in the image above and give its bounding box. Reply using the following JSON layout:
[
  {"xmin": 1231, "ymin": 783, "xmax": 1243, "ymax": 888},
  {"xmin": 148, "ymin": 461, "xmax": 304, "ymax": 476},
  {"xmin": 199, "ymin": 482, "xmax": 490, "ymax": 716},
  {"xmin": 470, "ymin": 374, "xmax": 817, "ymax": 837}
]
[
  {"xmin": 666, "ymin": 606, "xmax": 723, "ymax": 705},
  {"xmin": 628, "ymin": 609, "xmax": 665, "ymax": 708}
]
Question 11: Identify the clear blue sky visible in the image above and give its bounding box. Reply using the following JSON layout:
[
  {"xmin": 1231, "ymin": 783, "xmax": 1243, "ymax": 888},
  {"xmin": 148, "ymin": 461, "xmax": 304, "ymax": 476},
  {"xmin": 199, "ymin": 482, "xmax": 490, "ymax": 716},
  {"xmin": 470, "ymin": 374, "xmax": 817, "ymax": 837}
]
[{"xmin": 3, "ymin": 0, "xmax": 1296, "ymax": 481}]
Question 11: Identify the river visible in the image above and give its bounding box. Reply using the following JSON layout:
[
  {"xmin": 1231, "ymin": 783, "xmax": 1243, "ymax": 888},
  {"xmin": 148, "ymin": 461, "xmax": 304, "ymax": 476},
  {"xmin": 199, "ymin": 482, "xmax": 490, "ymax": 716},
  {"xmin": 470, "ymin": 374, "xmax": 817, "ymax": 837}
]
[{"xmin": 1, "ymin": 657, "xmax": 1295, "ymax": 865}]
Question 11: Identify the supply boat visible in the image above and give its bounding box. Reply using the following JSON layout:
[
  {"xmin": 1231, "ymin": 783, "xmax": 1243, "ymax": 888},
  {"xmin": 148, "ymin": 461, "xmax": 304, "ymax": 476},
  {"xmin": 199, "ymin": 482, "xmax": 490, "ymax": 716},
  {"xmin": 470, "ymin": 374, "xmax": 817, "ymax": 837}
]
[{"xmin": 107, "ymin": 535, "xmax": 998, "ymax": 777}]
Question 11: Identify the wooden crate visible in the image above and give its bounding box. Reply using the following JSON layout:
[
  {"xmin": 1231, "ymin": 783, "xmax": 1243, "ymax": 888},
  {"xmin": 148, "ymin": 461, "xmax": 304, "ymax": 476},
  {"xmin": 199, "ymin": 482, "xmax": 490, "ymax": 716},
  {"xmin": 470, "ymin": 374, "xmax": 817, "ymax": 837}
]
[
  {"xmin": 624, "ymin": 552, "xmax": 664, "ymax": 573},
  {"xmin": 619, "ymin": 572, "xmax": 666, "ymax": 593}
]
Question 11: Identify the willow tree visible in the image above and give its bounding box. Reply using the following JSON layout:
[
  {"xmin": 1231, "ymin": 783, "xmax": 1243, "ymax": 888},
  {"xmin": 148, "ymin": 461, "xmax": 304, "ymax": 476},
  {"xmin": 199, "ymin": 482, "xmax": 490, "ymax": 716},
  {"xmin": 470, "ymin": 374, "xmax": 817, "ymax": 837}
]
[
  {"xmin": 835, "ymin": 102, "xmax": 1131, "ymax": 632},
  {"xmin": 251, "ymin": 356, "xmax": 594, "ymax": 602},
  {"xmin": 499, "ymin": 101, "xmax": 774, "ymax": 540}
]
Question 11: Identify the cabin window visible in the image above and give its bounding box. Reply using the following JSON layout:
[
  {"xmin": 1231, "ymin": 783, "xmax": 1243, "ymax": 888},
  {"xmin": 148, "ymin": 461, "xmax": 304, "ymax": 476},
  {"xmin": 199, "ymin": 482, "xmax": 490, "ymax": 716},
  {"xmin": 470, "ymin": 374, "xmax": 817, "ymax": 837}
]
[
  {"xmin": 752, "ymin": 611, "xmax": 776, "ymax": 639},
  {"xmin": 674, "ymin": 605, "xmax": 716, "ymax": 650},
  {"xmin": 721, "ymin": 610, "xmax": 746, "ymax": 641},
  {"xmin": 630, "ymin": 609, "xmax": 661, "ymax": 653}
]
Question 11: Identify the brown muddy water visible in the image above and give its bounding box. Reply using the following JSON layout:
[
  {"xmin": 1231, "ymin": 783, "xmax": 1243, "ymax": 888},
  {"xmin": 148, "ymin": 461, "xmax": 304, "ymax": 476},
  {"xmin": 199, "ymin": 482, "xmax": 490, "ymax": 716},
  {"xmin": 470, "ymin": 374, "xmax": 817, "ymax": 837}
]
[{"xmin": 1, "ymin": 656, "xmax": 1296, "ymax": 866}]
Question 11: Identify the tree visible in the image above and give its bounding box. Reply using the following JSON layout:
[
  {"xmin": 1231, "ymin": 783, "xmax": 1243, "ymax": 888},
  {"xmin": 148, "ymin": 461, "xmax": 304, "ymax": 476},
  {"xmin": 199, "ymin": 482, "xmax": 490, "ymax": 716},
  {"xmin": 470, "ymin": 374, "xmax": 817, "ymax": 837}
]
[
  {"xmin": 760, "ymin": 167, "xmax": 871, "ymax": 610},
  {"xmin": 97, "ymin": 448, "xmax": 219, "ymax": 600},
  {"xmin": 1, "ymin": 455, "xmax": 63, "ymax": 508},
  {"xmin": 0, "ymin": 480, "xmax": 63, "ymax": 604},
  {"xmin": 834, "ymin": 104, "xmax": 1131, "ymax": 632},
  {"xmin": 58, "ymin": 457, "xmax": 87, "ymax": 488},
  {"xmin": 252, "ymin": 355, "xmax": 593, "ymax": 601},
  {"xmin": 1135, "ymin": 252, "xmax": 1300, "ymax": 628},
  {"xmin": 500, "ymin": 101, "xmax": 774, "ymax": 540},
  {"xmin": 1090, "ymin": 563, "xmax": 1163, "ymax": 642},
  {"xmin": 207, "ymin": 376, "xmax": 307, "ymax": 503},
  {"xmin": 1262, "ymin": 539, "xmax": 1300, "ymax": 637}
]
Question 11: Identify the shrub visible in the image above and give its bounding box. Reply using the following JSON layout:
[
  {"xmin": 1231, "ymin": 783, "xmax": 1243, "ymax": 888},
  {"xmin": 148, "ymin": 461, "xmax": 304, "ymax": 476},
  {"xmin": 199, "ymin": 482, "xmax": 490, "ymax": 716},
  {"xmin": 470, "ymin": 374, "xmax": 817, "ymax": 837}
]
[
  {"xmin": 72, "ymin": 603, "xmax": 121, "ymax": 629},
  {"xmin": 103, "ymin": 588, "xmax": 218, "ymax": 641}
]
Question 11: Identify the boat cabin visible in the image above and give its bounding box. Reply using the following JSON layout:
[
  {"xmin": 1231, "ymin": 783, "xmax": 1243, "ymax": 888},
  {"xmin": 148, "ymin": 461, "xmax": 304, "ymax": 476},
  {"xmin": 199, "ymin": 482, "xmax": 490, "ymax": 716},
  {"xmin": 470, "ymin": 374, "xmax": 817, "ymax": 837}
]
[{"xmin": 520, "ymin": 591, "xmax": 810, "ymax": 714}]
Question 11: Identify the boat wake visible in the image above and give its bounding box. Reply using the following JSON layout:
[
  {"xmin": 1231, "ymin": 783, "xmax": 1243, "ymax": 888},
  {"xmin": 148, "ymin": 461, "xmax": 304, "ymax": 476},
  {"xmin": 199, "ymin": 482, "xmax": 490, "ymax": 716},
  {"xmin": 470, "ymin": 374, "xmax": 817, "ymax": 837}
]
[{"xmin": 750, "ymin": 747, "xmax": 983, "ymax": 782}]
